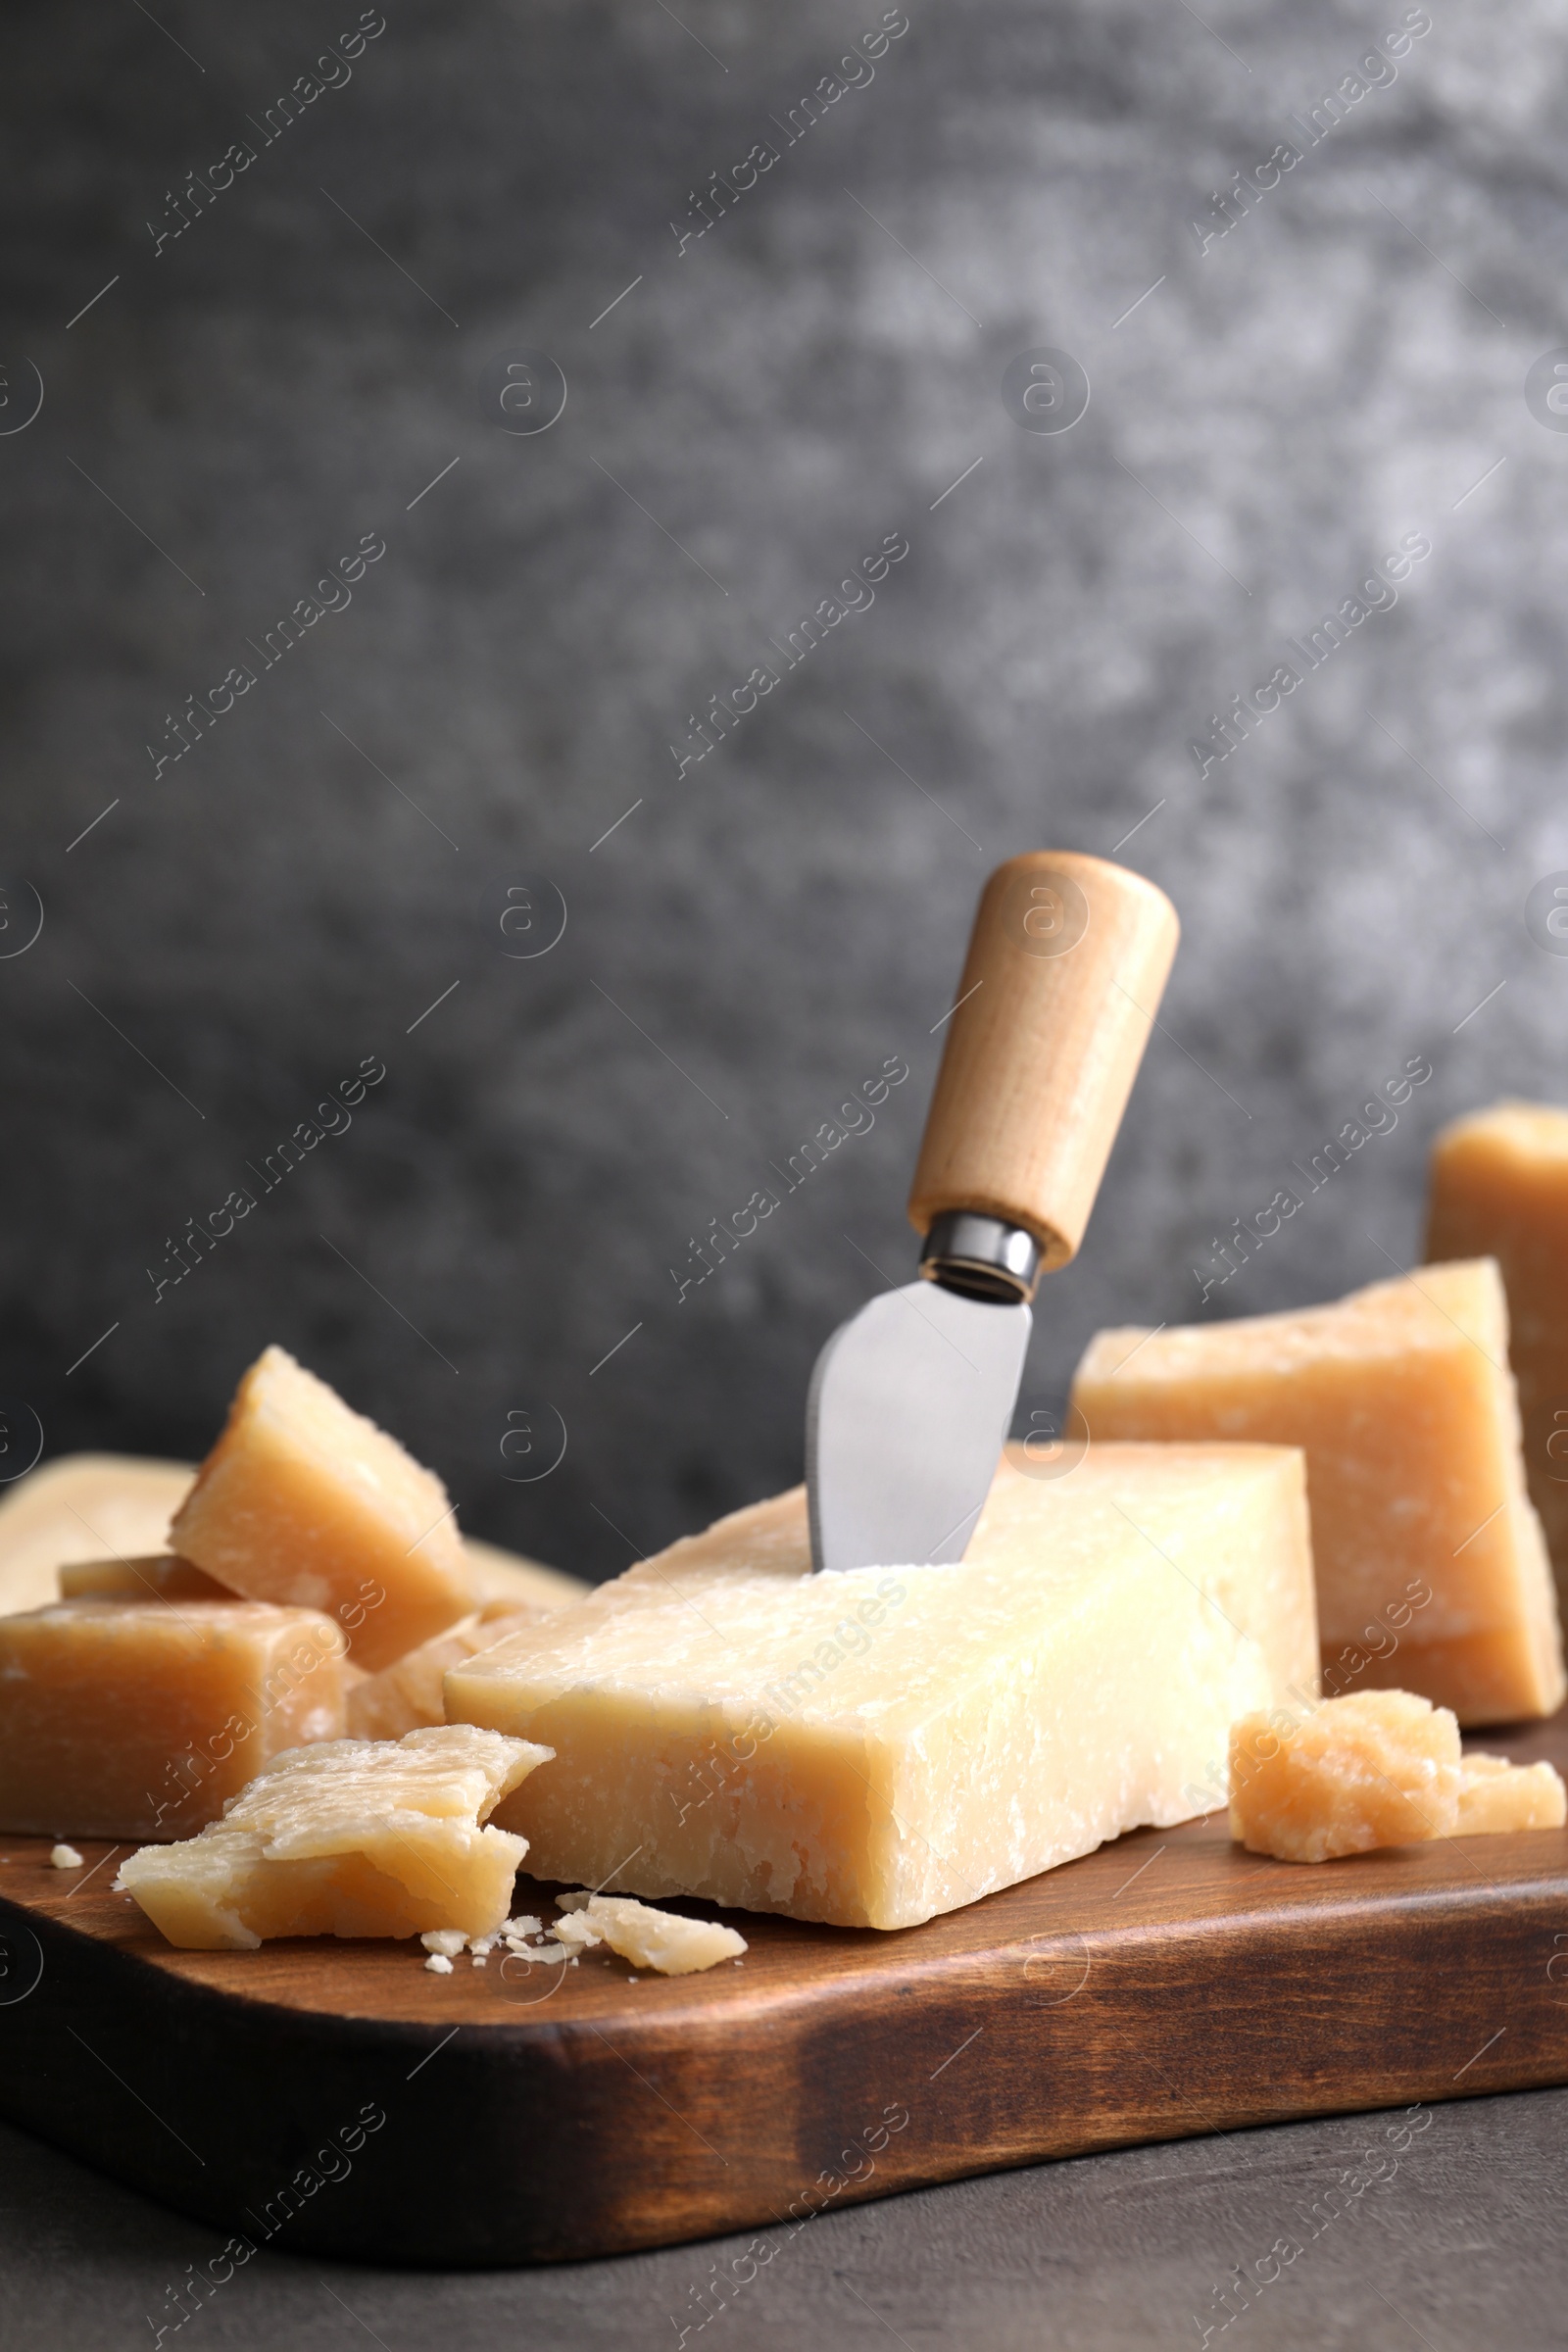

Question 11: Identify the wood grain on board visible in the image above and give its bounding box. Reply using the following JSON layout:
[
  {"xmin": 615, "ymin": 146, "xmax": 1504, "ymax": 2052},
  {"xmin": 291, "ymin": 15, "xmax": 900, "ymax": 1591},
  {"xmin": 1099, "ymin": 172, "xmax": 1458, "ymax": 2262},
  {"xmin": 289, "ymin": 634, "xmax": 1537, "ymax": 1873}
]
[{"xmin": 1, "ymin": 1710, "xmax": 1565, "ymax": 2267}]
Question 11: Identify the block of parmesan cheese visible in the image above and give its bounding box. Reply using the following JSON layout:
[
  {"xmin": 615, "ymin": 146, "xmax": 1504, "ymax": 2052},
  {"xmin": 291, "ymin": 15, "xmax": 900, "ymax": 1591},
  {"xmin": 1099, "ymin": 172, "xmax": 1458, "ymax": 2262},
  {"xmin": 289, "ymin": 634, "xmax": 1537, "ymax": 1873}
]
[
  {"xmin": 555, "ymin": 1890, "xmax": 747, "ymax": 1975},
  {"xmin": 58, "ymin": 1554, "xmax": 231, "ymax": 1601},
  {"xmin": 116, "ymin": 1724, "xmax": 552, "ymax": 1949},
  {"xmin": 0, "ymin": 1598, "xmax": 346, "ymax": 1841},
  {"xmin": 1071, "ymin": 1262, "xmax": 1565, "ymax": 1727},
  {"xmin": 346, "ymin": 1601, "xmax": 551, "ymax": 1740},
  {"xmin": 171, "ymin": 1348, "xmax": 470, "ymax": 1672},
  {"xmin": 446, "ymin": 1445, "xmax": 1316, "ymax": 1931},
  {"xmin": 1456, "ymin": 1750, "xmax": 1567, "ymax": 1834},
  {"xmin": 0, "ymin": 1454, "xmax": 193, "ymax": 1618},
  {"xmin": 1426, "ymin": 1103, "xmax": 1568, "ymax": 1619},
  {"xmin": 1229, "ymin": 1690, "xmax": 1460, "ymax": 1861}
]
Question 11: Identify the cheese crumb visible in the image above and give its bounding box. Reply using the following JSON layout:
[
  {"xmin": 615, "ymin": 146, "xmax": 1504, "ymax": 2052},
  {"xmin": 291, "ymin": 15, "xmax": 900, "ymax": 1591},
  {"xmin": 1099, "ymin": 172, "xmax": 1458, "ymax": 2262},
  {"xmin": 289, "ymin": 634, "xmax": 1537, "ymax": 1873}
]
[
  {"xmin": 50, "ymin": 1843, "xmax": 83, "ymax": 1870},
  {"xmin": 1456, "ymin": 1751, "xmax": 1567, "ymax": 1833},
  {"xmin": 424, "ymin": 1952, "xmax": 454, "ymax": 1975},
  {"xmin": 503, "ymin": 1914, "xmax": 542, "ymax": 1936},
  {"xmin": 1231, "ymin": 1691, "xmax": 1461, "ymax": 1862},
  {"xmin": 551, "ymin": 1911, "xmax": 604, "ymax": 1952},
  {"xmin": 551, "ymin": 1886, "xmax": 747, "ymax": 1973},
  {"xmin": 420, "ymin": 1929, "xmax": 467, "ymax": 1958},
  {"xmin": 567, "ymin": 1893, "xmax": 747, "ymax": 1976}
]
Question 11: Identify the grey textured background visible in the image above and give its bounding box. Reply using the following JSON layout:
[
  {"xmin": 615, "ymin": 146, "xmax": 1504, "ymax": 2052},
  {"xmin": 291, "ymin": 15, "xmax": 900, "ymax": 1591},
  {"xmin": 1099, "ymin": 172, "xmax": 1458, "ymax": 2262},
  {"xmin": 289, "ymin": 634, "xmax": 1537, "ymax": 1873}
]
[{"xmin": 3, "ymin": 0, "xmax": 1565, "ymax": 1593}]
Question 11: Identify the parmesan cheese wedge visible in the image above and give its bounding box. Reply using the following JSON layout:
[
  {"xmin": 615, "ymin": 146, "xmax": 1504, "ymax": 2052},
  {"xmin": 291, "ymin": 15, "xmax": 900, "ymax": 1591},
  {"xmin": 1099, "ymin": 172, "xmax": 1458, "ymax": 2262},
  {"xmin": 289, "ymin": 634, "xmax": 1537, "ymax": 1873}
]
[
  {"xmin": 0, "ymin": 1597, "xmax": 346, "ymax": 1841},
  {"xmin": 116, "ymin": 1724, "xmax": 552, "ymax": 1949},
  {"xmin": 1426, "ymin": 1103, "xmax": 1568, "ymax": 1621},
  {"xmin": 171, "ymin": 1347, "xmax": 471, "ymax": 1671},
  {"xmin": 446, "ymin": 1444, "xmax": 1317, "ymax": 1931},
  {"xmin": 1072, "ymin": 1261, "xmax": 1566, "ymax": 1726},
  {"xmin": 0, "ymin": 1453, "xmax": 194, "ymax": 1618},
  {"xmin": 555, "ymin": 1890, "xmax": 746, "ymax": 1975},
  {"xmin": 346, "ymin": 1601, "xmax": 553, "ymax": 1741}
]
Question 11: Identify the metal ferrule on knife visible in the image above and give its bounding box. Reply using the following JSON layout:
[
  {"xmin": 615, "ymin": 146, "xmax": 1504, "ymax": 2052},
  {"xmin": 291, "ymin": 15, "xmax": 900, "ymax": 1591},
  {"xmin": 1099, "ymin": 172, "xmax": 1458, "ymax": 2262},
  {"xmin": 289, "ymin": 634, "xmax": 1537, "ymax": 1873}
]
[{"xmin": 918, "ymin": 1211, "xmax": 1041, "ymax": 1305}]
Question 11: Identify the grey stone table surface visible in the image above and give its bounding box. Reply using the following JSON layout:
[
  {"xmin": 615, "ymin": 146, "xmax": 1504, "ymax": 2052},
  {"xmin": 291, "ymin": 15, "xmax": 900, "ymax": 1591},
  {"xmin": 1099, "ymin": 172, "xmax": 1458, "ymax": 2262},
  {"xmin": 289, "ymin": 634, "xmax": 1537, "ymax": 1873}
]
[{"xmin": 1, "ymin": 2088, "xmax": 1563, "ymax": 2349}]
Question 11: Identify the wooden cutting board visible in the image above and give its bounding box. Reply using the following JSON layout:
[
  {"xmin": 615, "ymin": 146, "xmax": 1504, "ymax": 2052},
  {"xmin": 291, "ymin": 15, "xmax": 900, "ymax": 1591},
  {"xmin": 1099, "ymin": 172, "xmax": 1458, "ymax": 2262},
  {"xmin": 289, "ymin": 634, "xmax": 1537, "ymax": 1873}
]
[{"xmin": 3, "ymin": 1709, "xmax": 1566, "ymax": 2268}]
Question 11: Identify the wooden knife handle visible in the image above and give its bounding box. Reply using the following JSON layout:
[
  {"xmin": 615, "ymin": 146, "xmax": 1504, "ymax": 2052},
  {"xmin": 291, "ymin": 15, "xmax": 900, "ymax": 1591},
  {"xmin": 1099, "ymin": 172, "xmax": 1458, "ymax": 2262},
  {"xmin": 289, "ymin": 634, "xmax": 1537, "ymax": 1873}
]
[{"xmin": 906, "ymin": 851, "xmax": 1179, "ymax": 1274}]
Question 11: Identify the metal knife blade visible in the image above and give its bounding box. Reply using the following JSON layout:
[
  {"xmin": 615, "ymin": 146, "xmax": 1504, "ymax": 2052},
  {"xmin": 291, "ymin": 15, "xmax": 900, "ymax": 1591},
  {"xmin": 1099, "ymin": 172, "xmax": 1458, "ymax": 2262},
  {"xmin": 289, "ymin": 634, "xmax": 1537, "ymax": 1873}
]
[
  {"xmin": 807, "ymin": 1282, "xmax": 1031, "ymax": 1573},
  {"xmin": 804, "ymin": 851, "xmax": 1180, "ymax": 1575}
]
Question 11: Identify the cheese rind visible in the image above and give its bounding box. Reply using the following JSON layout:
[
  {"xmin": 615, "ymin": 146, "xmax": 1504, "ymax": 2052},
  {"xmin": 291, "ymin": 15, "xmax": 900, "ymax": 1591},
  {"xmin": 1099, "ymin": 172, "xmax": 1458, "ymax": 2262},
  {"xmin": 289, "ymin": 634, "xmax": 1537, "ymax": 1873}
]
[
  {"xmin": 170, "ymin": 1348, "xmax": 470, "ymax": 1671},
  {"xmin": 1426, "ymin": 1103, "xmax": 1568, "ymax": 1623},
  {"xmin": 116, "ymin": 1724, "xmax": 552, "ymax": 1948},
  {"xmin": 1071, "ymin": 1261, "xmax": 1566, "ymax": 1726},
  {"xmin": 1230, "ymin": 1691, "xmax": 1461, "ymax": 1862},
  {"xmin": 1455, "ymin": 1751, "xmax": 1567, "ymax": 1834},
  {"xmin": 0, "ymin": 1598, "xmax": 346, "ymax": 1840},
  {"xmin": 446, "ymin": 1445, "xmax": 1317, "ymax": 1931}
]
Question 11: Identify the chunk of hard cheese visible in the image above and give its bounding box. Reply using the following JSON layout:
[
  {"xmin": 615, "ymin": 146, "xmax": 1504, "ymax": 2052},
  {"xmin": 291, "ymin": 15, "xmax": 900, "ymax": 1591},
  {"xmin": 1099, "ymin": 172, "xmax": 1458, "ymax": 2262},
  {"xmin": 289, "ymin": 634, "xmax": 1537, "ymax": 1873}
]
[
  {"xmin": 171, "ymin": 1348, "xmax": 470, "ymax": 1671},
  {"xmin": 0, "ymin": 1598, "xmax": 346, "ymax": 1840},
  {"xmin": 446, "ymin": 1445, "xmax": 1316, "ymax": 1931},
  {"xmin": 1071, "ymin": 1262, "xmax": 1566, "ymax": 1727},
  {"xmin": 0, "ymin": 1449, "xmax": 589, "ymax": 1621},
  {"xmin": 116, "ymin": 1724, "xmax": 552, "ymax": 1949},
  {"xmin": 58, "ymin": 1553, "xmax": 232, "ymax": 1601},
  {"xmin": 346, "ymin": 1601, "xmax": 551, "ymax": 1740},
  {"xmin": 463, "ymin": 1536, "xmax": 589, "ymax": 1613},
  {"xmin": 0, "ymin": 1453, "xmax": 193, "ymax": 1618},
  {"xmin": 1455, "ymin": 1750, "xmax": 1567, "ymax": 1834},
  {"xmin": 556, "ymin": 1889, "xmax": 747, "ymax": 1975},
  {"xmin": 1230, "ymin": 1690, "xmax": 1461, "ymax": 1861},
  {"xmin": 1426, "ymin": 1104, "xmax": 1568, "ymax": 1621}
]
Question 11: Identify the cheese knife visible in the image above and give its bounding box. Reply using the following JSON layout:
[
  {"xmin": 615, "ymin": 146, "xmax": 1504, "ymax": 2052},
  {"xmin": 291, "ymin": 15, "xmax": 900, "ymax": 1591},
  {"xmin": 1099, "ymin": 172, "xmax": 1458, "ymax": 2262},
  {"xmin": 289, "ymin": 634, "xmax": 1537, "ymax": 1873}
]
[{"xmin": 807, "ymin": 850, "xmax": 1180, "ymax": 1572}]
